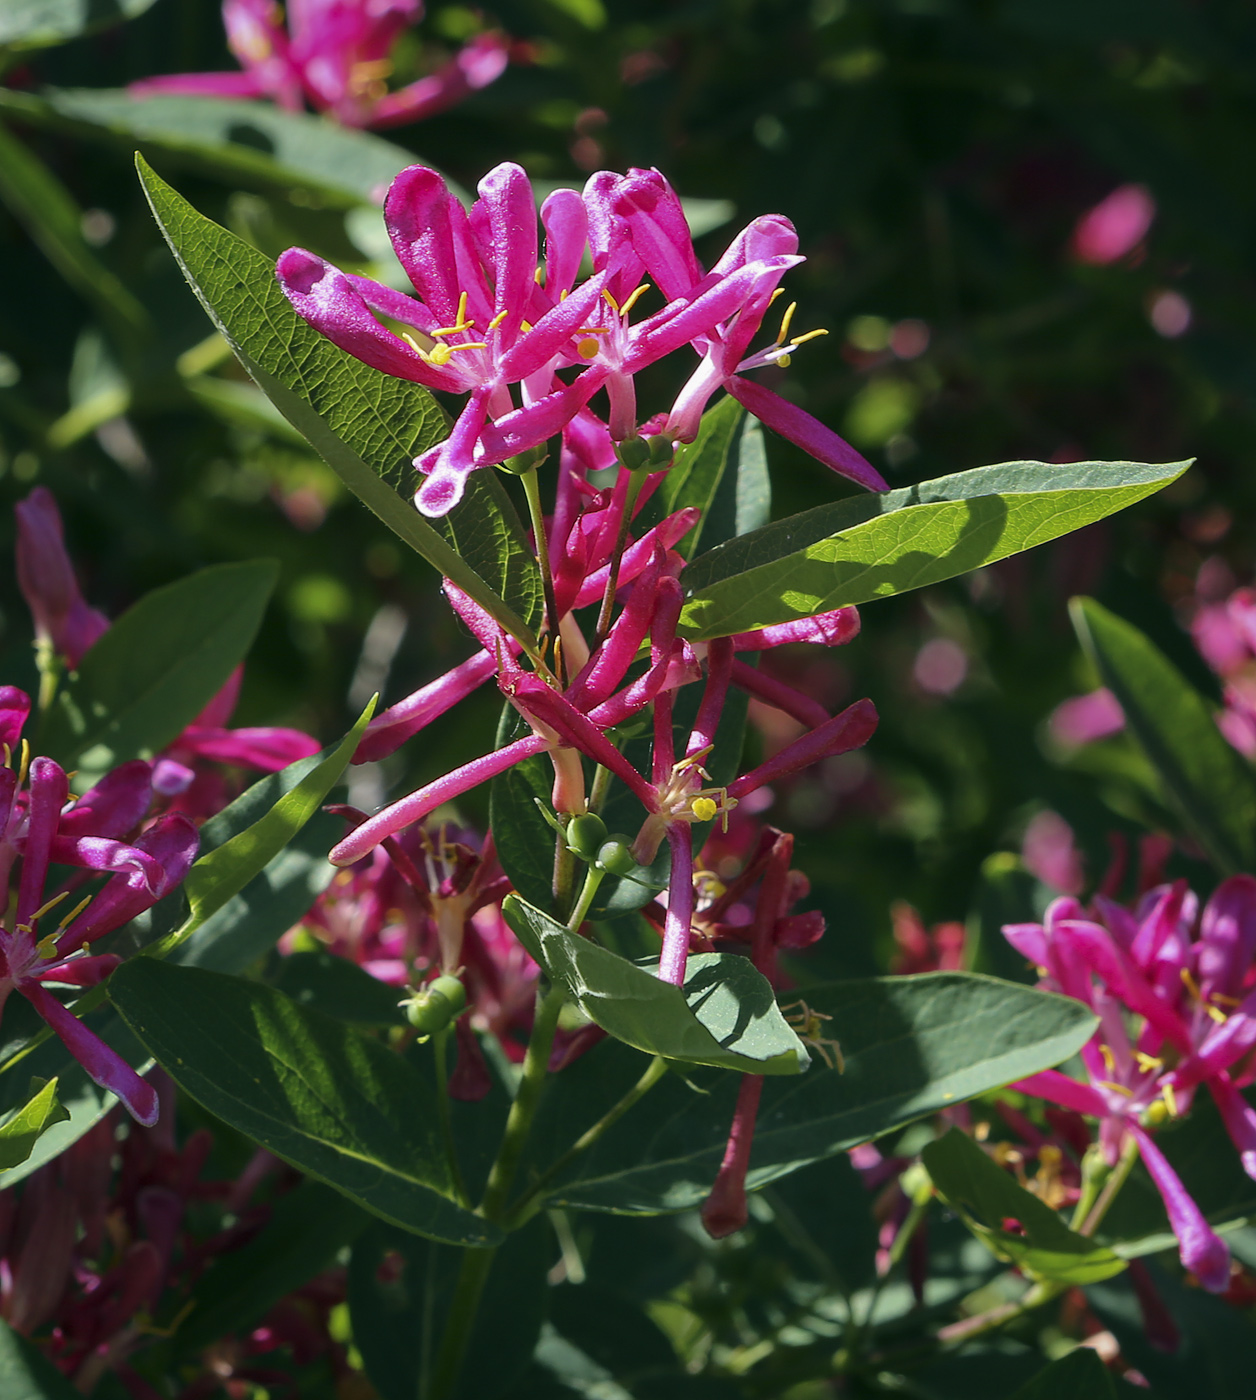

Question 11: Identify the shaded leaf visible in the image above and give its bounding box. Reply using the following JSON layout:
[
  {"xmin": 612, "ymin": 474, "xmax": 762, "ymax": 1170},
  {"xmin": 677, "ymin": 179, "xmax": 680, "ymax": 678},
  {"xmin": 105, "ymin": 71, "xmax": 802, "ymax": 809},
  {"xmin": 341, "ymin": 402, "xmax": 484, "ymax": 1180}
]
[
  {"xmin": 502, "ymin": 895, "xmax": 808, "ymax": 1074},
  {"xmin": 1005, "ymin": 1348, "xmax": 1117, "ymax": 1400},
  {"xmin": 0, "ymin": 1318, "xmax": 80, "ymax": 1400},
  {"xmin": 679, "ymin": 459, "xmax": 1191, "ymax": 640},
  {"xmin": 0, "ymin": 0, "xmax": 156, "ymax": 51},
  {"xmin": 269, "ymin": 950, "xmax": 408, "ymax": 1027},
  {"xmin": 922, "ymin": 1127, "xmax": 1125, "ymax": 1284},
  {"xmin": 1071, "ymin": 596, "xmax": 1256, "ymax": 873},
  {"xmin": 0, "ymin": 1077, "xmax": 69, "ymax": 1170},
  {"xmin": 109, "ymin": 959, "xmax": 497, "ymax": 1245},
  {"xmin": 527, "ymin": 974, "xmax": 1097, "ymax": 1213},
  {"xmin": 0, "ymin": 88, "xmax": 434, "ymax": 208},
  {"xmin": 40, "ymin": 559, "xmax": 277, "ymax": 788},
  {"xmin": 136, "ymin": 156, "xmax": 539, "ymax": 647}
]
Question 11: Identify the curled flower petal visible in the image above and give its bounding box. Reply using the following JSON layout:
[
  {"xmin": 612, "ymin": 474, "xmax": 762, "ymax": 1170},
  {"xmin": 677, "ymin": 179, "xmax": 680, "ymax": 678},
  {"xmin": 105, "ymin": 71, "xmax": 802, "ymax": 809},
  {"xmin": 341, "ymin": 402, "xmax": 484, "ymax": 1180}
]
[{"xmin": 1130, "ymin": 1122, "xmax": 1230, "ymax": 1292}]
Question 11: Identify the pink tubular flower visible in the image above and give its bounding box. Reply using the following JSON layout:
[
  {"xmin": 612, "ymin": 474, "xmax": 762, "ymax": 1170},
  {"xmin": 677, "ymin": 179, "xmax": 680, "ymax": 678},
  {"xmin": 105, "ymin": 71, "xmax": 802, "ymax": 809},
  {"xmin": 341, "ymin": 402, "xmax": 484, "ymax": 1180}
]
[
  {"xmin": 128, "ymin": 0, "xmax": 508, "ymax": 131},
  {"xmin": 0, "ymin": 689, "xmax": 199, "ymax": 1125},
  {"xmin": 277, "ymin": 161, "xmax": 888, "ymax": 516},
  {"xmin": 15, "ymin": 487, "xmax": 109, "ymax": 669},
  {"xmin": 1003, "ymin": 876, "xmax": 1256, "ymax": 1291}
]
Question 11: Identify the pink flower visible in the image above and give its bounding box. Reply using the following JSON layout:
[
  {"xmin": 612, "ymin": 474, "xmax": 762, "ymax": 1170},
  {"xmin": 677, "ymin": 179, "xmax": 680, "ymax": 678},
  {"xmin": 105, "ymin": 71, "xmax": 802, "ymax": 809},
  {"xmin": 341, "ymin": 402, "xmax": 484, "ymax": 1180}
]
[
  {"xmin": 1004, "ymin": 877, "xmax": 1256, "ymax": 1291},
  {"xmin": 0, "ymin": 689, "xmax": 198, "ymax": 1125},
  {"xmin": 15, "ymin": 488, "xmax": 109, "ymax": 670},
  {"xmin": 128, "ymin": 0, "xmax": 508, "ymax": 131},
  {"xmin": 1071, "ymin": 184, "xmax": 1156, "ymax": 265}
]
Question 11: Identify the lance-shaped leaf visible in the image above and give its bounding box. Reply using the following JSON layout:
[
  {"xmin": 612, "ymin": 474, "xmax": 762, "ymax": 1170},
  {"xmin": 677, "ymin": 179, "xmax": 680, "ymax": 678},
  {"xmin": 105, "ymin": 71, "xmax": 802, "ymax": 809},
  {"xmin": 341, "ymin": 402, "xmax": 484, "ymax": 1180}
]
[
  {"xmin": 40, "ymin": 559, "xmax": 277, "ymax": 788},
  {"xmin": 678, "ymin": 459, "xmax": 1191, "ymax": 640},
  {"xmin": 135, "ymin": 156, "xmax": 540, "ymax": 649},
  {"xmin": 1009, "ymin": 1350, "xmax": 1118, "ymax": 1400},
  {"xmin": 0, "ymin": 1077, "xmax": 69, "ymax": 1170},
  {"xmin": 526, "ymin": 973, "xmax": 1097, "ymax": 1213},
  {"xmin": 1071, "ymin": 596, "xmax": 1256, "ymax": 874},
  {"xmin": 0, "ymin": 88, "xmax": 440, "ymax": 208},
  {"xmin": 0, "ymin": 0, "xmax": 157, "ymax": 51},
  {"xmin": 109, "ymin": 959, "xmax": 498, "ymax": 1246},
  {"xmin": 502, "ymin": 895, "xmax": 808, "ymax": 1074},
  {"xmin": 153, "ymin": 699, "xmax": 375, "ymax": 956},
  {"xmin": 921, "ymin": 1127, "xmax": 1126, "ymax": 1284}
]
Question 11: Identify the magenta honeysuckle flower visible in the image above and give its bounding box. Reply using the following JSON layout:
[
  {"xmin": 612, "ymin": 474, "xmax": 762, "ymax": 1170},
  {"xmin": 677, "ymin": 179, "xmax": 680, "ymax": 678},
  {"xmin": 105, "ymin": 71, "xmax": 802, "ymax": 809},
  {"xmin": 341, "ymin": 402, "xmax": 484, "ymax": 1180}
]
[
  {"xmin": 129, "ymin": 0, "xmax": 508, "ymax": 131},
  {"xmin": 15, "ymin": 487, "xmax": 109, "ymax": 670},
  {"xmin": 1004, "ymin": 876, "xmax": 1256, "ymax": 1292},
  {"xmin": 277, "ymin": 161, "xmax": 887, "ymax": 516},
  {"xmin": 0, "ymin": 687, "xmax": 199, "ymax": 1125}
]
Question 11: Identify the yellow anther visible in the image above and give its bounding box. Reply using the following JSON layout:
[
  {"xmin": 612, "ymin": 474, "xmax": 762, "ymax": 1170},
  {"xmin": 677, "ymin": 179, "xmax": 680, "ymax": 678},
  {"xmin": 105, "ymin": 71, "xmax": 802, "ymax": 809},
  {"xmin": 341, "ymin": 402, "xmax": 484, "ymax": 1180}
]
[
  {"xmin": 768, "ymin": 287, "xmax": 785, "ymax": 305},
  {"xmin": 18, "ymin": 739, "xmax": 30, "ymax": 787},
  {"xmin": 1180, "ymin": 967, "xmax": 1204, "ymax": 1001},
  {"xmin": 776, "ymin": 300, "xmax": 798, "ymax": 346},
  {"xmin": 1163, "ymin": 1082, "xmax": 1179, "ymax": 1117},
  {"xmin": 487, "ymin": 309, "xmax": 510, "ymax": 332},
  {"xmin": 789, "ymin": 327, "xmax": 829, "ymax": 347},
  {"xmin": 1134, "ymin": 1052, "xmax": 1164, "ymax": 1074},
  {"xmin": 57, "ymin": 895, "xmax": 92, "ymax": 931},
  {"xmin": 677, "ymin": 744, "xmax": 714, "ymax": 773},
  {"xmin": 601, "ymin": 288, "xmax": 621, "ymax": 315},
  {"xmin": 29, "ymin": 890, "xmax": 70, "ymax": 924},
  {"xmin": 534, "ymin": 266, "xmax": 545, "ymax": 284},
  {"xmin": 1213, "ymin": 993, "xmax": 1242, "ymax": 1008},
  {"xmin": 1207, "ymin": 1003, "xmax": 1230, "ymax": 1025},
  {"xmin": 521, "ymin": 320, "xmax": 533, "ymax": 334},
  {"xmin": 1099, "ymin": 1043, "xmax": 1116, "ymax": 1074},
  {"xmin": 35, "ymin": 934, "xmax": 60, "ymax": 961},
  {"xmin": 691, "ymin": 796, "xmax": 718, "ymax": 822},
  {"xmin": 776, "ymin": 354, "xmax": 792, "ymax": 368},
  {"xmin": 1098, "ymin": 1080, "xmax": 1133, "ymax": 1097},
  {"xmin": 577, "ymin": 337, "xmax": 601, "ymax": 358},
  {"xmin": 619, "ymin": 282, "xmax": 651, "ymax": 317},
  {"xmin": 430, "ymin": 291, "xmax": 474, "ymax": 338},
  {"xmin": 2, "ymin": 742, "xmax": 10, "ymax": 769}
]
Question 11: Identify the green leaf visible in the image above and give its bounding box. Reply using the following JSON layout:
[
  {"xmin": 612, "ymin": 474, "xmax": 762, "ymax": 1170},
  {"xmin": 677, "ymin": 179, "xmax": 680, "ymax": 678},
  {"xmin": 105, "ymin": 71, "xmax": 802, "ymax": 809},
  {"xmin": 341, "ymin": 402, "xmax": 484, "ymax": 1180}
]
[
  {"xmin": 921, "ymin": 1127, "xmax": 1126, "ymax": 1284},
  {"xmin": 108, "ymin": 959, "xmax": 498, "ymax": 1245},
  {"xmin": 178, "ymin": 1181, "xmax": 368, "ymax": 1351},
  {"xmin": 135, "ymin": 156, "xmax": 538, "ymax": 650},
  {"xmin": 0, "ymin": 1317, "xmax": 80, "ymax": 1400},
  {"xmin": 1006, "ymin": 1348, "xmax": 1118, "ymax": 1400},
  {"xmin": 528, "ymin": 973, "xmax": 1097, "ymax": 1214},
  {"xmin": 155, "ymin": 702, "xmax": 374, "ymax": 957},
  {"xmin": 269, "ymin": 951, "xmax": 408, "ymax": 1027},
  {"xmin": 0, "ymin": 88, "xmax": 437, "ymax": 208},
  {"xmin": 40, "ymin": 559, "xmax": 277, "ymax": 788},
  {"xmin": 489, "ymin": 707, "xmax": 558, "ymax": 912},
  {"xmin": 0, "ymin": 0, "xmax": 156, "ymax": 51},
  {"xmin": 1070, "ymin": 596, "xmax": 1256, "ymax": 874},
  {"xmin": 646, "ymin": 396, "xmax": 770, "ymax": 559},
  {"xmin": 678, "ymin": 459, "xmax": 1192, "ymax": 640},
  {"xmin": 502, "ymin": 895, "xmax": 808, "ymax": 1074},
  {"xmin": 0, "ymin": 1077, "xmax": 69, "ymax": 1169},
  {"xmin": 0, "ymin": 120, "xmax": 148, "ymax": 334},
  {"xmin": 348, "ymin": 1218, "xmax": 551, "ymax": 1400}
]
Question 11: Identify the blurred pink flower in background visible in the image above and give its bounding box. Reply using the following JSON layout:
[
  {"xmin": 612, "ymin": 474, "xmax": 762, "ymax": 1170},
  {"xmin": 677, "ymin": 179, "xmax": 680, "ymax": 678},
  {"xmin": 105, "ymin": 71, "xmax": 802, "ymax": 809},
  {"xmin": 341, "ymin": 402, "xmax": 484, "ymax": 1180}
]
[{"xmin": 1071, "ymin": 184, "xmax": 1156, "ymax": 265}]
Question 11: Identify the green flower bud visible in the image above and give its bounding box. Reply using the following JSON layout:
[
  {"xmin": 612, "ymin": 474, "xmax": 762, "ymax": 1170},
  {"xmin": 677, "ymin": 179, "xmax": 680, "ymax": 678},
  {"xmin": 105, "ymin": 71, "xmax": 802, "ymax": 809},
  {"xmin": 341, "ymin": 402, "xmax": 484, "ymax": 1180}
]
[
  {"xmin": 597, "ymin": 837, "xmax": 641, "ymax": 878},
  {"xmin": 403, "ymin": 974, "xmax": 467, "ymax": 1034},
  {"xmin": 565, "ymin": 812, "xmax": 609, "ymax": 860},
  {"xmin": 497, "ymin": 445, "xmax": 548, "ymax": 475},
  {"xmin": 648, "ymin": 434, "xmax": 675, "ymax": 467},
  {"xmin": 614, "ymin": 437, "xmax": 653, "ymax": 472}
]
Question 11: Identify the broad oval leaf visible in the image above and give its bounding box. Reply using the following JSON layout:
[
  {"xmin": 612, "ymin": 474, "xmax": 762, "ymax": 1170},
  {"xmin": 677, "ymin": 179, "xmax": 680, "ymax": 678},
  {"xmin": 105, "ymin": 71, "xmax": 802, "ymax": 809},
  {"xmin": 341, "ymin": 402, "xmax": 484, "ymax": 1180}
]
[
  {"xmin": 109, "ymin": 958, "xmax": 498, "ymax": 1246},
  {"xmin": 528, "ymin": 972, "xmax": 1097, "ymax": 1213},
  {"xmin": 921, "ymin": 1127, "xmax": 1125, "ymax": 1284},
  {"xmin": 502, "ymin": 894, "xmax": 808, "ymax": 1075},
  {"xmin": 678, "ymin": 459, "xmax": 1191, "ymax": 640},
  {"xmin": 1070, "ymin": 596, "xmax": 1256, "ymax": 874},
  {"xmin": 0, "ymin": 0, "xmax": 156, "ymax": 50},
  {"xmin": 0, "ymin": 88, "xmax": 437, "ymax": 208},
  {"xmin": 0, "ymin": 1317, "xmax": 81, "ymax": 1400},
  {"xmin": 135, "ymin": 156, "xmax": 540, "ymax": 648},
  {"xmin": 40, "ymin": 559, "xmax": 277, "ymax": 788}
]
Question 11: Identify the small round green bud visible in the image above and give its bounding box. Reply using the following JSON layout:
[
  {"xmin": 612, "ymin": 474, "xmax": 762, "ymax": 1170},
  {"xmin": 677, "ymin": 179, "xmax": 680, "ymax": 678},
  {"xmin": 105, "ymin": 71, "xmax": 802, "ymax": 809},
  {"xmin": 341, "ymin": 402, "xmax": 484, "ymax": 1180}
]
[
  {"xmin": 565, "ymin": 812, "xmax": 609, "ymax": 860},
  {"xmin": 647, "ymin": 434, "xmax": 675, "ymax": 467},
  {"xmin": 596, "ymin": 837, "xmax": 640, "ymax": 878},
  {"xmin": 497, "ymin": 445, "xmax": 548, "ymax": 475},
  {"xmin": 614, "ymin": 437, "xmax": 652, "ymax": 472},
  {"xmin": 404, "ymin": 975, "xmax": 467, "ymax": 1033}
]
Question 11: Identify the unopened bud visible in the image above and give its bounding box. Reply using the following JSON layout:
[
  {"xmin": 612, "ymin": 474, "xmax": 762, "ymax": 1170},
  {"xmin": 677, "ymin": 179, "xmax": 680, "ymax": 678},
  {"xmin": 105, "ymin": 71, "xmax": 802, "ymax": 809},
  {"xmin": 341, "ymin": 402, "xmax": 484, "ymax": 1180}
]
[
  {"xmin": 565, "ymin": 812, "xmax": 608, "ymax": 861},
  {"xmin": 597, "ymin": 837, "xmax": 640, "ymax": 878},
  {"xmin": 498, "ymin": 445, "xmax": 548, "ymax": 476},
  {"xmin": 614, "ymin": 437, "xmax": 653, "ymax": 472},
  {"xmin": 403, "ymin": 974, "xmax": 468, "ymax": 1034}
]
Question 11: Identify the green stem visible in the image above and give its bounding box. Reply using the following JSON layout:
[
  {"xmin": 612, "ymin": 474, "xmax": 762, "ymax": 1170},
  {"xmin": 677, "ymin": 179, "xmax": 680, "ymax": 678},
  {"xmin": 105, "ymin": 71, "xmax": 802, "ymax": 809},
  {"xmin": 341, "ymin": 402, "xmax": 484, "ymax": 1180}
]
[
  {"xmin": 594, "ymin": 468, "xmax": 646, "ymax": 642},
  {"xmin": 504, "ymin": 1055, "xmax": 668, "ymax": 1229},
  {"xmin": 432, "ymin": 1027, "xmax": 469, "ymax": 1208},
  {"xmin": 1079, "ymin": 1132, "xmax": 1140, "ymax": 1237},
  {"xmin": 425, "ymin": 1245, "xmax": 496, "ymax": 1400},
  {"xmin": 566, "ymin": 864, "xmax": 607, "ymax": 932},
  {"xmin": 935, "ymin": 1280, "xmax": 1062, "ymax": 1346},
  {"xmin": 552, "ymin": 837, "xmax": 577, "ymax": 922},
  {"xmin": 520, "ymin": 467, "xmax": 564, "ymax": 678},
  {"xmin": 588, "ymin": 762, "xmax": 613, "ymax": 815},
  {"xmin": 480, "ymin": 983, "xmax": 566, "ymax": 1221}
]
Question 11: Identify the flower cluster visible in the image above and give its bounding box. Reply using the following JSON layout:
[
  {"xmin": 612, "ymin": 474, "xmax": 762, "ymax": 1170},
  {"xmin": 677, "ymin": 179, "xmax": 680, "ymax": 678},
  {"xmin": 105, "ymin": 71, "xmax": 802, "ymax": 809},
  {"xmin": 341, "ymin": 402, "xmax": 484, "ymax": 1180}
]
[
  {"xmin": 277, "ymin": 161, "xmax": 887, "ymax": 516},
  {"xmin": 1004, "ymin": 875, "xmax": 1256, "ymax": 1291},
  {"xmin": 130, "ymin": 0, "xmax": 509, "ymax": 131}
]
